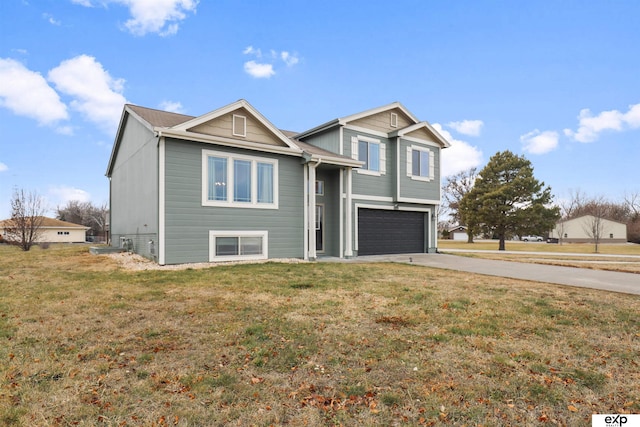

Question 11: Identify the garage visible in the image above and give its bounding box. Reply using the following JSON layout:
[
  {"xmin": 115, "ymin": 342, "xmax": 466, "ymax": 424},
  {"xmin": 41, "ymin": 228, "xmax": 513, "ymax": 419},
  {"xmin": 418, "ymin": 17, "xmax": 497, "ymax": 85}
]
[{"xmin": 357, "ymin": 208, "xmax": 426, "ymax": 255}]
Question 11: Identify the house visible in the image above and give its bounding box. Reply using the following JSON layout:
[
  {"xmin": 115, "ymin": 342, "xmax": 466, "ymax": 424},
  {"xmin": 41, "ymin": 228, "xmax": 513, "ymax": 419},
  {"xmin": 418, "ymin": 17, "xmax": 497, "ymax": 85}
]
[
  {"xmin": 0, "ymin": 217, "xmax": 90, "ymax": 243},
  {"xmin": 549, "ymin": 215, "xmax": 627, "ymax": 243},
  {"xmin": 106, "ymin": 100, "xmax": 450, "ymax": 265},
  {"xmin": 448, "ymin": 225, "xmax": 468, "ymax": 241}
]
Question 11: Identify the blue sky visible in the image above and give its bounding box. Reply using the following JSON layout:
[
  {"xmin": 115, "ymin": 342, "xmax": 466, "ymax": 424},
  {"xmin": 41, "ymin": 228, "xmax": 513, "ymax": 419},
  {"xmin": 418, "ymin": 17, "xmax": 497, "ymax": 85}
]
[{"xmin": 1, "ymin": 0, "xmax": 639, "ymax": 219}]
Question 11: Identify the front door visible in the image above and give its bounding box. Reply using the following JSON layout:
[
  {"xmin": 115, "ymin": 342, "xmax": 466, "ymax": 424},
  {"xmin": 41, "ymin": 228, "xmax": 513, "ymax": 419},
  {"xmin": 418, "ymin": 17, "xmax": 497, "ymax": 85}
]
[{"xmin": 316, "ymin": 204, "xmax": 324, "ymax": 252}]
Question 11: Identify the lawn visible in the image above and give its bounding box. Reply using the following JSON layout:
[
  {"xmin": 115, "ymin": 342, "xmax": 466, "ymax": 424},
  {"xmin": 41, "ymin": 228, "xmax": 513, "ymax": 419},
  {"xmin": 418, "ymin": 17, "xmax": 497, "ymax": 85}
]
[
  {"xmin": 438, "ymin": 240, "xmax": 640, "ymax": 274},
  {"xmin": 1, "ymin": 245, "xmax": 639, "ymax": 426}
]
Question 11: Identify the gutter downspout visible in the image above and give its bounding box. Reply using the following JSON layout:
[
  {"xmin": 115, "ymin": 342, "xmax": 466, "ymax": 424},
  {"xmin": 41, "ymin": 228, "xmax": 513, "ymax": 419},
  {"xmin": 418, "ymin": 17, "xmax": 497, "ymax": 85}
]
[{"xmin": 156, "ymin": 130, "xmax": 166, "ymax": 265}]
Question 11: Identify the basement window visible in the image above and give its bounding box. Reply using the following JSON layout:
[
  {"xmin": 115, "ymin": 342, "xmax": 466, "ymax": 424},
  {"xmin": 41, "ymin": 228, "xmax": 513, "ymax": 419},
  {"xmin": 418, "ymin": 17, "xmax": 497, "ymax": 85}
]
[{"xmin": 209, "ymin": 230, "xmax": 268, "ymax": 262}]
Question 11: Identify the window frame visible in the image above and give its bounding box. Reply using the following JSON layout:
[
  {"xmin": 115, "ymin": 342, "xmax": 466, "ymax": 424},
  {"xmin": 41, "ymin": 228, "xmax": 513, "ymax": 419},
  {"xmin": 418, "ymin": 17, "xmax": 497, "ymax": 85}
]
[
  {"xmin": 351, "ymin": 135, "xmax": 386, "ymax": 176},
  {"xmin": 209, "ymin": 230, "xmax": 268, "ymax": 262},
  {"xmin": 202, "ymin": 149, "xmax": 278, "ymax": 209},
  {"xmin": 315, "ymin": 180, "xmax": 324, "ymax": 196},
  {"xmin": 406, "ymin": 145, "xmax": 435, "ymax": 182}
]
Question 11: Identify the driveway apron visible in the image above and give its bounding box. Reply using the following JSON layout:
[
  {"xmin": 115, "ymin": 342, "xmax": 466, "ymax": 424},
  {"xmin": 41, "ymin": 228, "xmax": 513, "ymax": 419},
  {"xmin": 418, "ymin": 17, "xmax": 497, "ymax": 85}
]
[{"xmin": 346, "ymin": 253, "xmax": 640, "ymax": 296}]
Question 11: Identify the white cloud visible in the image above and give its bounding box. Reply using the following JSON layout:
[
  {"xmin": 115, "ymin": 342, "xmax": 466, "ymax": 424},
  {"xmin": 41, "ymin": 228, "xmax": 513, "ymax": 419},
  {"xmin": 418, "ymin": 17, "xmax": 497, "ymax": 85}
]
[
  {"xmin": 0, "ymin": 58, "xmax": 69, "ymax": 125},
  {"xmin": 520, "ymin": 129, "xmax": 559, "ymax": 155},
  {"xmin": 243, "ymin": 60, "xmax": 275, "ymax": 79},
  {"xmin": 243, "ymin": 46, "xmax": 299, "ymax": 78},
  {"xmin": 0, "ymin": 162, "xmax": 8, "ymax": 172},
  {"xmin": 433, "ymin": 123, "xmax": 483, "ymax": 177},
  {"xmin": 159, "ymin": 100, "xmax": 184, "ymax": 113},
  {"xmin": 73, "ymin": 0, "xmax": 198, "ymax": 36},
  {"xmin": 43, "ymin": 13, "xmax": 61, "ymax": 25},
  {"xmin": 48, "ymin": 186, "xmax": 91, "ymax": 207},
  {"xmin": 281, "ymin": 51, "xmax": 299, "ymax": 67},
  {"xmin": 446, "ymin": 119, "xmax": 484, "ymax": 137},
  {"xmin": 243, "ymin": 46, "xmax": 262, "ymax": 57},
  {"xmin": 48, "ymin": 55, "xmax": 127, "ymax": 134},
  {"xmin": 564, "ymin": 103, "xmax": 640, "ymax": 143}
]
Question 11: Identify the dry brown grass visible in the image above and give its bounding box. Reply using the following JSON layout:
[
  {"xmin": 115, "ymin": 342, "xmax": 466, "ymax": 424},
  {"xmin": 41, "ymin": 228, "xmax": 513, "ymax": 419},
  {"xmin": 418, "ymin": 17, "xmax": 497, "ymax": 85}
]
[
  {"xmin": 1, "ymin": 244, "xmax": 639, "ymax": 426},
  {"xmin": 438, "ymin": 240, "xmax": 640, "ymax": 273}
]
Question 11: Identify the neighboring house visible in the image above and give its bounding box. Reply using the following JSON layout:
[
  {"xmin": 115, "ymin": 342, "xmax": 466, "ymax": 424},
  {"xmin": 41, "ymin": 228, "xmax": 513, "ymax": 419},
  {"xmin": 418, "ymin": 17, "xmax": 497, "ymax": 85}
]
[
  {"xmin": 0, "ymin": 217, "xmax": 89, "ymax": 243},
  {"xmin": 549, "ymin": 215, "xmax": 627, "ymax": 243},
  {"xmin": 106, "ymin": 100, "xmax": 450, "ymax": 265},
  {"xmin": 448, "ymin": 225, "xmax": 468, "ymax": 241}
]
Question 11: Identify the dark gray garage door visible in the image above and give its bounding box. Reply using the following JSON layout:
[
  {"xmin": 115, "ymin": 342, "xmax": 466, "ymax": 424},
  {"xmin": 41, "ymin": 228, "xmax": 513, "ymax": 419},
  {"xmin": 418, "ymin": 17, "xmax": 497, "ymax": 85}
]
[{"xmin": 358, "ymin": 209, "xmax": 425, "ymax": 255}]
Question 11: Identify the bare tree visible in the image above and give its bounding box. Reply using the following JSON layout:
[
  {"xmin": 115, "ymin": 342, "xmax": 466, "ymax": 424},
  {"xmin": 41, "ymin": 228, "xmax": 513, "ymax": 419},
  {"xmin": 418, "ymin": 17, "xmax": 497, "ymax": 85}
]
[
  {"xmin": 581, "ymin": 196, "xmax": 609, "ymax": 253},
  {"xmin": 623, "ymin": 191, "xmax": 640, "ymax": 243},
  {"xmin": 3, "ymin": 188, "xmax": 47, "ymax": 251},
  {"xmin": 57, "ymin": 200, "xmax": 109, "ymax": 242},
  {"xmin": 442, "ymin": 167, "xmax": 477, "ymax": 242}
]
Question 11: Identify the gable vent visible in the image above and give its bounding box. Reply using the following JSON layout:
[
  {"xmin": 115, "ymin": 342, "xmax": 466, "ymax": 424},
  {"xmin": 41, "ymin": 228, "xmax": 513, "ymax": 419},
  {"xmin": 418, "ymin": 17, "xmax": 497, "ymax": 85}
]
[
  {"xmin": 233, "ymin": 114, "xmax": 247, "ymax": 137},
  {"xmin": 390, "ymin": 112, "xmax": 398, "ymax": 128}
]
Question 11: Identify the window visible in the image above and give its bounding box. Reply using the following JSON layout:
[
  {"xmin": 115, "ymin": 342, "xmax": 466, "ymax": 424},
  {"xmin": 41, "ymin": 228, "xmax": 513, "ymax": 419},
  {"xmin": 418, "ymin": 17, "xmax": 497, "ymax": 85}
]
[
  {"xmin": 390, "ymin": 112, "xmax": 398, "ymax": 128},
  {"xmin": 203, "ymin": 150, "xmax": 278, "ymax": 208},
  {"xmin": 351, "ymin": 136, "xmax": 386, "ymax": 175},
  {"xmin": 315, "ymin": 180, "xmax": 324, "ymax": 195},
  {"xmin": 406, "ymin": 145, "xmax": 434, "ymax": 181},
  {"xmin": 210, "ymin": 230, "xmax": 268, "ymax": 261},
  {"xmin": 232, "ymin": 114, "xmax": 246, "ymax": 137}
]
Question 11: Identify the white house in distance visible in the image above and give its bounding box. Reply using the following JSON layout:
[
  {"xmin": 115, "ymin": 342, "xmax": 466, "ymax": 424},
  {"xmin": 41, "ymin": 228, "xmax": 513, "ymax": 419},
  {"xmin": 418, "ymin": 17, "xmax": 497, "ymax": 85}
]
[
  {"xmin": 549, "ymin": 215, "xmax": 627, "ymax": 243},
  {"xmin": 0, "ymin": 217, "xmax": 89, "ymax": 243}
]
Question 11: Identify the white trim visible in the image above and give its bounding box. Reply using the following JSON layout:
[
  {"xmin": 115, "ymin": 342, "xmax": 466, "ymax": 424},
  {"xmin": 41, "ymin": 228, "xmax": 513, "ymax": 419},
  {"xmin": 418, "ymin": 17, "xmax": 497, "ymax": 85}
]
[
  {"xmin": 202, "ymin": 149, "xmax": 279, "ymax": 209},
  {"xmin": 303, "ymin": 165, "xmax": 308, "ymax": 261},
  {"xmin": 396, "ymin": 196, "xmax": 441, "ymax": 205},
  {"xmin": 401, "ymin": 135, "xmax": 442, "ymax": 148},
  {"xmin": 156, "ymin": 128, "xmax": 302, "ymax": 157},
  {"xmin": 344, "ymin": 168, "xmax": 353, "ymax": 257},
  {"xmin": 395, "ymin": 136, "xmax": 401, "ymax": 200},
  {"xmin": 344, "ymin": 124, "xmax": 388, "ymax": 138},
  {"xmin": 339, "ymin": 127, "xmax": 344, "ymax": 155},
  {"xmin": 209, "ymin": 230, "xmax": 268, "ymax": 262},
  {"xmin": 158, "ymin": 137, "xmax": 166, "ymax": 265},
  {"xmin": 308, "ymin": 163, "xmax": 317, "ymax": 260},
  {"xmin": 390, "ymin": 112, "xmax": 398, "ymax": 128},
  {"xmin": 351, "ymin": 194, "xmax": 394, "ymax": 202},
  {"xmin": 232, "ymin": 114, "xmax": 247, "ymax": 137},
  {"xmin": 407, "ymin": 145, "xmax": 435, "ymax": 182},
  {"xmin": 339, "ymin": 170, "xmax": 344, "ymax": 258},
  {"xmin": 351, "ymin": 135, "xmax": 385, "ymax": 175},
  {"xmin": 315, "ymin": 203, "xmax": 325, "ymax": 253},
  {"xmin": 341, "ymin": 102, "xmax": 420, "ymax": 125},
  {"xmin": 170, "ymin": 99, "xmax": 300, "ymax": 150}
]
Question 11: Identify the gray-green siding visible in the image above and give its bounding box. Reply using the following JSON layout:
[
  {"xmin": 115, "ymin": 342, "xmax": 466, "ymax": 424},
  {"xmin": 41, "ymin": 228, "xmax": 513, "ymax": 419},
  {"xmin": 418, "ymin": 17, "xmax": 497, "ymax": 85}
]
[
  {"xmin": 109, "ymin": 115, "xmax": 159, "ymax": 260},
  {"xmin": 163, "ymin": 139, "xmax": 304, "ymax": 264},
  {"xmin": 398, "ymin": 138, "xmax": 441, "ymax": 201}
]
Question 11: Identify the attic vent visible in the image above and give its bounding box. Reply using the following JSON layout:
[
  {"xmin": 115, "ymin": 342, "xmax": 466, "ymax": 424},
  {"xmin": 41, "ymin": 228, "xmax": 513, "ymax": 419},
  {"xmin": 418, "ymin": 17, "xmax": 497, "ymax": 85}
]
[
  {"xmin": 233, "ymin": 114, "xmax": 247, "ymax": 137},
  {"xmin": 390, "ymin": 112, "xmax": 398, "ymax": 128}
]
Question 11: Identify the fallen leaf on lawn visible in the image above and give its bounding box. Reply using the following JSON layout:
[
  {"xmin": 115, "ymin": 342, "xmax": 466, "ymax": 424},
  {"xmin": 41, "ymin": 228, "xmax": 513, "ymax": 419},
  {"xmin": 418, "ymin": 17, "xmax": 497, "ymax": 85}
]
[{"xmin": 567, "ymin": 405, "xmax": 578, "ymax": 412}]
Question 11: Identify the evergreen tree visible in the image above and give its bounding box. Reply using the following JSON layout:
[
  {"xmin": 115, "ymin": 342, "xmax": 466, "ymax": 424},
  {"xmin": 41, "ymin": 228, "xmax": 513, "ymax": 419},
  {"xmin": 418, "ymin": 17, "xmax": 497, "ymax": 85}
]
[{"xmin": 460, "ymin": 150, "xmax": 560, "ymax": 250}]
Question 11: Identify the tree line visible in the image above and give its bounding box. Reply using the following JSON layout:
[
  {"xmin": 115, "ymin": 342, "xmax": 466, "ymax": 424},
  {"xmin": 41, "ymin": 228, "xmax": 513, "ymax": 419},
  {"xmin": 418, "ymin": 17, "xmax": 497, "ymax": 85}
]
[
  {"xmin": 441, "ymin": 150, "xmax": 640, "ymax": 248},
  {"xmin": 1, "ymin": 188, "xmax": 108, "ymax": 251}
]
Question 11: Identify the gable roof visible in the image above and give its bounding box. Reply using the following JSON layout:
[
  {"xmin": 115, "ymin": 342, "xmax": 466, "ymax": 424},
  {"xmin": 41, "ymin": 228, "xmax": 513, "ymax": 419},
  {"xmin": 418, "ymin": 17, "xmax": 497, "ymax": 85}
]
[
  {"xmin": 127, "ymin": 104, "xmax": 195, "ymax": 128},
  {"xmin": 107, "ymin": 101, "xmax": 303, "ymax": 177},
  {"xmin": 293, "ymin": 102, "xmax": 448, "ymax": 149},
  {"xmin": 167, "ymin": 99, "xmax": 300, "ymax": 151},
  {"xmin": 0, "ymin": 216, "xmax": 89, "ymax": 229},
  {"xmin": 559, "ymin": 214, "xmax": 628, "ymax": 226},
  {"xmin": 388, "ymin": 122, "xmax": 451, "ymax": 148}
]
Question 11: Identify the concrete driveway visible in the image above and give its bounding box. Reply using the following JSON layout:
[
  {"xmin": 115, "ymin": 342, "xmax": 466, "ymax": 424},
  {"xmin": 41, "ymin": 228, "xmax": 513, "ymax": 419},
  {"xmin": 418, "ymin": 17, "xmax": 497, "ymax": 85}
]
[{"xmin": 337, "ymin": 253, "xmax": 640, "ymax": 296}]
